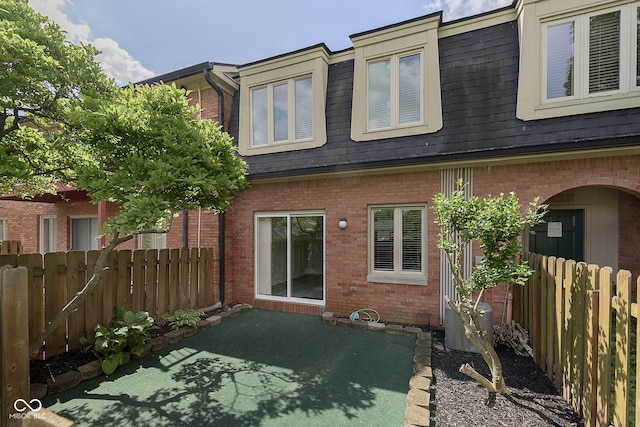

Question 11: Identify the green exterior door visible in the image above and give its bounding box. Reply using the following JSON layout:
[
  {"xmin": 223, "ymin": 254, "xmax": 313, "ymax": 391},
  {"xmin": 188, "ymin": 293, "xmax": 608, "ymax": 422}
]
[{"xmin": 528, "ymin": 209, "xmax": 584, "ymax": 261}]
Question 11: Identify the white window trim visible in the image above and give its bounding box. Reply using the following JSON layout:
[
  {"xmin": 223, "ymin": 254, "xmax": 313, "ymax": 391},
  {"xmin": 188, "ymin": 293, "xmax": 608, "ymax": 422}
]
[
  {"xmin": 250, "ymin": 75, "xmax": 313, "ymax": 146},
  {"xmin": 367, "ymin": 205, "xmax": 427, "ymax": 286},
  {"xmin": 39, "ymin": 215, "xmax": 57, "ymax": 254},
  {"xmin": 254, "ymin": 211, "xmax": 326, "ymax": 306},
  {"xmin": 517, "ymin": 0, "xmax": 640, "ymax": 120},
  {"xmin": 351, "ymin": 14, "xmax": 442, "ymax": 141},
  {"xmin": 138, "ymin": 232, "xmax": 167, "ymax": 250},
  {"xmin": 0, "ymin": 218, "xmax": 7, "ymax": 241},
  {"xmin": 238, "ymin": 46, "xmax": 328, "ymax": 156},
  {"xmin": 542, "ymin": 4, "xmax": 638, "ymax": 104},
  {"xmin": 69, "ymin": 216, "xmax": 99, "ymax": 251},
  {"xmin": 366, "ymin": 50, "xmax": 425, "ymax": 131}
]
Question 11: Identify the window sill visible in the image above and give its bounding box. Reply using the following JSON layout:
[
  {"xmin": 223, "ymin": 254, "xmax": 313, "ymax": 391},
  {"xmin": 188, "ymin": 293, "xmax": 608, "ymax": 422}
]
[
  {"xmin": 238, "ymin": 137, "xmax": 326, "ymax": 156},
  {"xmin": 367, "ymin": 273, "xmax": 427, "ymax": 286},
  {"xmin": 255, "ymin": 294, "xmax": 326, "ymax": 306},
  {"xmin": 351, "ymin": 121, "xmax": 441, "ymax": 142},
  {"xmin": 518, "ymin": 91, "xmax": 640, "ymax": 120}
]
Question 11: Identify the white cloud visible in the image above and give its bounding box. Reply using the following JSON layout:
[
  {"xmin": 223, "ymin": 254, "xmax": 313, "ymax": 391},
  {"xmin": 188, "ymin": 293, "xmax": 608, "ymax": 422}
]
[
  {"xmin": 28, "ymin": 0, "xmax": 155, "ymax": 84},
  {"xmin": 29, "ymin": 0, "xmax": 90, "ymax": 43},
  {"xmin": 92, "ymin": 38, "xmax": 156, "ymax": 84},
  {"xmin": 423, "ymin": 0, "xmax": 512, "ymax": 21}
]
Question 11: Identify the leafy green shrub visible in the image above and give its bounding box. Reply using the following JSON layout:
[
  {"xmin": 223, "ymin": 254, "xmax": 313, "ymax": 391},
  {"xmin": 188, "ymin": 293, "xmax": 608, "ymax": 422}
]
[
  {"xmin": 161, "ymin": 309, "xmax": 205, "ymax": 330},
  {"xmin": 80, "ymin": 306, "xmax": 155, "ymax": 375}
]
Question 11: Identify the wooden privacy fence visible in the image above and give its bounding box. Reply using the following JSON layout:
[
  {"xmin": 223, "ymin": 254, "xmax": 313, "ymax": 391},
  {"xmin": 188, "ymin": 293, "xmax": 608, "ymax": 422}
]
[
  {"xmin": 0, "ymin": 240, "xmax": 21, "ymax": 254},
  {"xmin": 0, "ymin": 247, "xmax": 216, "ymax": 359},
  {"xmin": 512, "ymin": 252, "xmax": 638, "ymax": 427}
]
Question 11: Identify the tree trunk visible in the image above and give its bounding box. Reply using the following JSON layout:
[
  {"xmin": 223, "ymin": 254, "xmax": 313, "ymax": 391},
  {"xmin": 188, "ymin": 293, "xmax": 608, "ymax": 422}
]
[
  {"xmin": 446, "ymin": 296, "xmax": 510, "ymax": 394},
  {"xmin": 29, "ymin": 232, "xmax": 133, "ymax": 358}
]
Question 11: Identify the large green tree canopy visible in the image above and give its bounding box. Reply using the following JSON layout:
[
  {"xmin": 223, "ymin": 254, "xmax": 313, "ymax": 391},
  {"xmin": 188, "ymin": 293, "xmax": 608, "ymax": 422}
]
[
  {"xmin": 0, "ymin": 0, "xmax": 114, "ymax": 196},
  {"xmin": 67, "ymin": 83, "xmax": 248, "ymax": 237},
  {"xmin": 2, "ymin": 0, "xmax": 249, "ymax": 355}
]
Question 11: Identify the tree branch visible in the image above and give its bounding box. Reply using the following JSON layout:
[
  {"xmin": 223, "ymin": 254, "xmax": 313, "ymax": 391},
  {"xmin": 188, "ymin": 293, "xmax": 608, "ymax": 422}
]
[
  {"xmin": 29, "ymin": 232, "xmax": 134, "ymax": 357},
  {"xmin": 0, "ymin": 107, "xmax": 21, "ymax": 141},
  {"xmin": 459, "ymin": 363, "xmax": 496, "ymax": 392}
]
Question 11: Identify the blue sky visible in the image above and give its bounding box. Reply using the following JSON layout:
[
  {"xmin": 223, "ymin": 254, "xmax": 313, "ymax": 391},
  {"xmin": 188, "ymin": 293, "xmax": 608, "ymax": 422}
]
[{"xmin": 29, "ymin": 0, "xmax": 512, "ymax": 85}]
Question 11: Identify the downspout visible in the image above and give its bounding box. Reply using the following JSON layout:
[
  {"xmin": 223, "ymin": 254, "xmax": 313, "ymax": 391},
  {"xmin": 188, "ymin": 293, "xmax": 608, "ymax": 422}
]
[
  {"xmin": 203, "ymin": 66, "xmax": 227, "ymax": 305},
  {"xmin": 182, "ymin": 212, "xmax": 189, "ymax": 248}
]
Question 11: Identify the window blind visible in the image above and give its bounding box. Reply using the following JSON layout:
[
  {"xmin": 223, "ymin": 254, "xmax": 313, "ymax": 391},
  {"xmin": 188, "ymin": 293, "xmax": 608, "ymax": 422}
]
[
  {"xmin": 272, "ymin": 83, "xmax": 289, "ymax": 141},
  {"xmin": 368, "ymin": 59, "xmax": 391, "ymax": 129},
  {"xmin": 373, "ymin": 209, "xmax": 394, "ymax": 271},
  {"xmin": 399, "ymin": 54, "xmax": 421, "ymax": 124},
  {"xmin": 251, "ymin": 87, "xmax": 268, "ymax": 146},
  {"xmin": 401, "ymin": 209, "xmax": 422, "ymax": 272},
  {"xmin": 589, "ymin": 11, "xmax": 621, "ymax": 93},
  {"xmin": 295, "ymin": 77, "xmax": 312, "ymax": 140}
]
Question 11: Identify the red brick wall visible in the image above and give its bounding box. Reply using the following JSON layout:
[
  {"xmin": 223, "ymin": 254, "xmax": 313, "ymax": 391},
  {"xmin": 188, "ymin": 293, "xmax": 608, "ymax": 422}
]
[
  {"xmin": 188, "ymin": 86, "xmax": 233, "ymax": 131},
  {"xmin": 226, "ymin": 171, "xmax": 442, "ymax": 325},
  {"xmin": 0, "ymin": 199, "xmax": 221, "ymax": 256},
  {"xmin": 618, "ymin": 191, "xmax": 640, "ymax": 276},
  {"xmin": 226, "ymin": 154, "xmax": 640, "ymax": 326},
  {"xmin": 0, "ymin": 200, "xmax": 56, "ymax": 253}
]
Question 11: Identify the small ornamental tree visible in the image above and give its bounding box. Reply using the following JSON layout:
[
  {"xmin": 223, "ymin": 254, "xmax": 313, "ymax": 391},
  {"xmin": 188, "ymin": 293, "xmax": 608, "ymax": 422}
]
[
  {"xmin": 432, "ymin": 180, "xmax": 546, "ymax": 394},
  {"xmin": 28, "ymin": 83, "xmax": 248, "ymax": 356}
]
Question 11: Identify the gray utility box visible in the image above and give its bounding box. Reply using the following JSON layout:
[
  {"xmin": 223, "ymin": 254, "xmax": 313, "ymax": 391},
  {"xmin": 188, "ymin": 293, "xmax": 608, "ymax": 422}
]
[{"xmin": 444, "ymin": 302, "xmax": 493, "ymax": 353}]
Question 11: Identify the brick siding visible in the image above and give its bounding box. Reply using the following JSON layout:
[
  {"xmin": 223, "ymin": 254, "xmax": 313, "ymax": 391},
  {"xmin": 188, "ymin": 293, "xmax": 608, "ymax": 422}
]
[{"xmin": 226, "ymin": 154, "xmax": 640, "ymax": 326}]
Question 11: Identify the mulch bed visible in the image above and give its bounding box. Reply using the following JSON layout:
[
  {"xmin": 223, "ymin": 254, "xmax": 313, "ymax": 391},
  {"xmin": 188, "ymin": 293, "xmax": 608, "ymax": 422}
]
[
  {"xmin": 430, "ymin": 331, "xmax": 583, "ymax": 426},
  {"xmin": 30, "ymin": 306, "xmax": 226, "ymax": 385}
]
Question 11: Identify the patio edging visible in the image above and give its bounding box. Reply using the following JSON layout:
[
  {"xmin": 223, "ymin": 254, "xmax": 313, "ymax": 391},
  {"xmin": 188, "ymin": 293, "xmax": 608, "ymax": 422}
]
[{"xmin": 321, "ymin": 312, "xmax": 432, "ymax": 427}]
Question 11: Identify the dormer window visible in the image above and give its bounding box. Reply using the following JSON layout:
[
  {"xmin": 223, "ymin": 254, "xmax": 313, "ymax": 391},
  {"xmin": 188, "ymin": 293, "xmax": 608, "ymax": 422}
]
[
  {"xmin": 544, "ymin": 5, "xmax": 639, "ymax": 102},
  {"xmin": 368, "ymin": 52, "xmax": 422, "ymax": 130},
  {"xmin": 350, "ymin": 14, "xmax": 442, "ymax": 141},
  {"xmin": 251, "ymin": 76, "xmax": 312, "ymax": 146},
  {"xmin": 238, "ymin": 45, "xmax": 329, "ymax": 156},
  {"xmin": 517, "ymin": 0, "xmax": 640, "ymax": 120}
]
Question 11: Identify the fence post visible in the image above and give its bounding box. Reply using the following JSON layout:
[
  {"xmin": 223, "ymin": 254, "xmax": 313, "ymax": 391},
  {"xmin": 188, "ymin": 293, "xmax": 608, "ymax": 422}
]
[
  {"xmin": 0, "ymin": 266, "xmax": 29, "ymax": 426},
  {"xmin": 554, "ymin": 258, "xmax": 565, "ymax": 391},
  {"xmin": 613, "ymin": 270, "xmax": 631, "ymax": 427},
  {"xmin": 583, "ymin": 288, "xmax": 599, "ymax": 427},
  {"xmin": 597, "ymin": 267, "xmax": 613, "ymax": 427},
  {"xmin": 636, "ymin": 276, "xmax": 640, "ymax": 427},
  {"xmin": 562, "ymin": 259, "xmax": 576, "ymax": 403},
  {"xmin": 571, "ymin": 262, "xmax": 587, "ymax": 415},
  {"xmin": 544, "ymin": 256, "xmax": 556, "ymax": 379},
  {"xmin": 532, "ymin": 254, "xmax": 542, "ymax": 365}
]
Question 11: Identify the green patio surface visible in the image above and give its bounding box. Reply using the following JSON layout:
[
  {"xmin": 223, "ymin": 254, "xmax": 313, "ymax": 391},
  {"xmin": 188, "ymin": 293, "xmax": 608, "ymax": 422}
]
[{"xmin": 43, "ymin": 309, "xmax": 416, "ymax": 426}]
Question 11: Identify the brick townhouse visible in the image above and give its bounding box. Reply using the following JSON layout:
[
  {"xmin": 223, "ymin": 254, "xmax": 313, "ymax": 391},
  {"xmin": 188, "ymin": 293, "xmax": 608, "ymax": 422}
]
[{"xmin": 3, "ymin": 0, "xmax": 640, "ymax": 326}]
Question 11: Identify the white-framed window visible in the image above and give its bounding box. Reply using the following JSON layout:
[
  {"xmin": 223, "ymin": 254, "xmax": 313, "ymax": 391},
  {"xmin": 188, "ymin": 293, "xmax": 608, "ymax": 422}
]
[
  {"xmin": 255, "ymin": 212, "xmax": 325, "ymax": 305},
  {"xmin": 251, "ymin": 76, "xmax": 313, "ymax": 146},
  {"xmin": 0, "ymin": 218, "xmax": 7, "ymax": 241},
  {"xmin": 543, "ymin": 3, "xmax": 640, "ymax": 102},
  {"xmin": 40, "ymin": 215, "xmax": 57, "ymax": 254},
  {"xmin": 368, "ymin": 205, "xmax": 427, "ymax": 285},
  {"xmin": 138, "ymin": 232, "xmax": 166, "ymax": 250},
  {"xmin": 350, "ymin": 13, "xmax": 442, "ymax": 141},
  {"xmin": 238, "ymin": 45, "xmax": 328, "ymax": 156},
  {"xmin": 368, "ymin": 51, "xmax": 423, "ymax": 130},
  {"xmin": 70, "ymin": 217, "xmax": 98, "ymax": 251}
]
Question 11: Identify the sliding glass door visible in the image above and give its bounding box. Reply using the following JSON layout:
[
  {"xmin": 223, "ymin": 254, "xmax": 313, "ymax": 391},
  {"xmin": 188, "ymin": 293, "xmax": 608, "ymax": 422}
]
[{"xmin": 256, "ymin": 213, "xmax": 324, "ymax": 303}]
